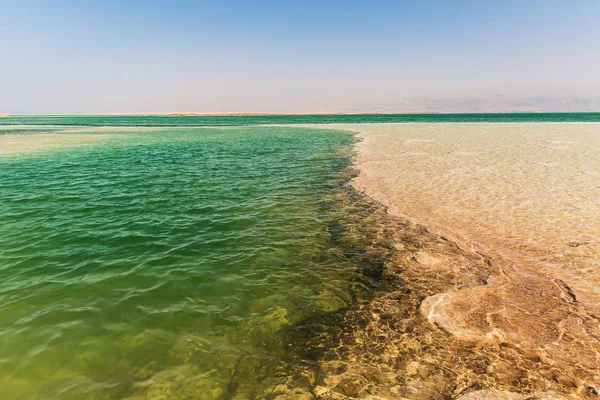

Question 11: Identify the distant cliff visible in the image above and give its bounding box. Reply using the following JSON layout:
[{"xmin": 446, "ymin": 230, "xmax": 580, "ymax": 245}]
[{"xmin": 0, "ymin": 113, "xmax": 8, "ymax": 117}]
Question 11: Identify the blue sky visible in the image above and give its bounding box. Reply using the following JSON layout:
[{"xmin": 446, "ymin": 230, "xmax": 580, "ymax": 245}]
[{"xmin": 1, "ymin": 0, "xmax": 599, "ymax": 113}]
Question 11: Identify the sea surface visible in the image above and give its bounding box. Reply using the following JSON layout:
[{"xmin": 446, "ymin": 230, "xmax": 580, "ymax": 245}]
[
  {"xmin": 1, "ymin": 114, "xmax": 599, "ymax": 399},
  {"xmin": 0, "ymin": 124, "xmax": 374, "ymax": 399},
  {"xmin": 2, "ymin": 112, "xmax": 600, "ymax": 127}
]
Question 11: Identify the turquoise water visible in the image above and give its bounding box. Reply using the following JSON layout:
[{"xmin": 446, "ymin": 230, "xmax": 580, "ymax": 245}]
[
  {"xmin": 1, "ymin": 112, "xmax": 600, "ymax": 127},
  {"xmin": 0, "ymin": 125, "xmax": 369, "ymax": 399}
]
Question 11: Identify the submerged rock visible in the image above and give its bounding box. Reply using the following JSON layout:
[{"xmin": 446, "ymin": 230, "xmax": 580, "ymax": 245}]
[
  {"xmin": 248, "ymin": 306, "xmax": 290, "ymax": 334},
  {"xmin": 124, "ymin": 364, "xmax": 225, "ymax": 400},
  {"xmin": 315, "ymin": 288, "xmax": 353, "ymax": 312}
]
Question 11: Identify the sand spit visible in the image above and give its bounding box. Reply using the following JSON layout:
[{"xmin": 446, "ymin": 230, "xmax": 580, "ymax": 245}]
[
  {"xmin": 264, "ymin": 123, "xmax": 600, "ymax": 399},
  {"xmin": 167, "ymin": 112, "xmax": 383, "ymax": 116},
  {"xmin": 0, "ymin": 133, "xmax": 117, "ymax": 156}
]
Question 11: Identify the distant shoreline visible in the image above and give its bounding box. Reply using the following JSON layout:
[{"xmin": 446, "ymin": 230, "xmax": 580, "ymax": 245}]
[
  {"xmin": 167, "ymin": 112, "xmax": 388, "ymax": 116},
  {"xmin": 3, "ymin": 111, "xmax": 600, "ymax": 117},
  {"xmin": 3, "ymin": 113, "xmax": 600, "ymax": 126}
]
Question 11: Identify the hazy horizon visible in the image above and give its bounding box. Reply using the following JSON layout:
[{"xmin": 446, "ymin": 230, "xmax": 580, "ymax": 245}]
[{"xmin": 2, "ymin": 0, "xmax": 599, "ymax": 114}]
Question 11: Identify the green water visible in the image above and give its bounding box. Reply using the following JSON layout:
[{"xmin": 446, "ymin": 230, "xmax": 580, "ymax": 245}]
[
  {"xmin": 2, "ymin": 112, "xmax": 600, "ymax": 127},
  {"xmin": 0, "ymin": 126, "xmax": 367, "ymax": 399}
]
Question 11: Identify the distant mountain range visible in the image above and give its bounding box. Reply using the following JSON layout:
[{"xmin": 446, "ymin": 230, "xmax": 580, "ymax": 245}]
[{"xmin": 352, "ymin": 84, "xmax": 600, "ymax": 113}]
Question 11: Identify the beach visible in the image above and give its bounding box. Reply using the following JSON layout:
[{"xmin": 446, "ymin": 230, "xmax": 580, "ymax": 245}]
[{"xmin": 273, "ymin": 122, "xmax": 600, "ymax": 399}]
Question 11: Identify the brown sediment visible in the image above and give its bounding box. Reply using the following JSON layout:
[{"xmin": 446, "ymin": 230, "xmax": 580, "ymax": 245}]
[{"xmin": 255, "ymin": 123, "xmax": 600, "ymax": 399}]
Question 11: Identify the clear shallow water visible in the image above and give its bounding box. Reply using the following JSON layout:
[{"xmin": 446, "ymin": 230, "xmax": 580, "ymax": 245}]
[
  {"xmin": 2, "ymin": 115, "xmax": 599, "ymax": 399},
  {"xmin": 0, "ymin": 126, "xmax": 363, "ymax": 399},
  {"xmin": 345, "ymin": 122, "xmax": 600, "ymax": 313}
]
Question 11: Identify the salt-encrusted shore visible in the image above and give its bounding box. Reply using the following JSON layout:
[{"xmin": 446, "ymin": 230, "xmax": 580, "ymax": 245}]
[{"xmin": 271, "ymin": 123, "xmax": 600, "ymax": 399}]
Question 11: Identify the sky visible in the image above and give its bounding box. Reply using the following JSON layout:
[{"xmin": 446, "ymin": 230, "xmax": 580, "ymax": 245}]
[{"xmin": 1, "ymin": 0, "xmax": 599, "ymax": 113}]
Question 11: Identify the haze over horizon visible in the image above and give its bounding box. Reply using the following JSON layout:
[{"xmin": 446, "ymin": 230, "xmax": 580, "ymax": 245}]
[{"xmin": 2, "ymin": 0, "xmax": 599, "ymax": 114}]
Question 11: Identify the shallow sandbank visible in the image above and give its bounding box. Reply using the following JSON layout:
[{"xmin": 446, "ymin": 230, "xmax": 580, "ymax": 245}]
[
  {"xmin": 0, "ymin": 132, "xmax": 117, "ymax": 156},
  {"xmin": 277, "ymin": 122, "xmax": 600, "ymax": 398},
  {"xmin": 343, "ymin": 123, "xmax": 599, "ymax": 313}
]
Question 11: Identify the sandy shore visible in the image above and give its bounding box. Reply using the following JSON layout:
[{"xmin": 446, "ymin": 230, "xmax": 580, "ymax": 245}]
[{"xmin": 275, "ymin": 122, "xmax": 600, "ymax": 399}]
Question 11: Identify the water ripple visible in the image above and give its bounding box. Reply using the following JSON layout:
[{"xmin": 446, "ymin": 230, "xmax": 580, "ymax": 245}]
[{"xmin": 0, "ymin": 126, "xmax": 358, "ymax": 399}]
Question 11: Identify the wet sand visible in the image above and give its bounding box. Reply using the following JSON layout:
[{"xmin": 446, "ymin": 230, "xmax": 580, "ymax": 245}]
[{"xmin": 270, "ymin": 123, "xmax": 600, "ymax": 399}]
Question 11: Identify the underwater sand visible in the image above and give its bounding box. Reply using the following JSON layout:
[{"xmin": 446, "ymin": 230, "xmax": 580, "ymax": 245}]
[
  {"xmin": 348, "ymin": 123, "xmax": 600, "ymax": 313},
  {"xmin": 0, "ymin": 132, "xmax": 118, "ymax": 156},
  {"xmin": 282, "ymin": 122, "xmax": 600, "ymax": 399}
]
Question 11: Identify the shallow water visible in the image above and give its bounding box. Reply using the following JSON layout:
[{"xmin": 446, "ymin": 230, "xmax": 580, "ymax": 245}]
[
  {"xmin": 0, "ymin": 126, "xmax": 364, "ymax": 399},
  {"xmin": 3, "ymin": 119, "xmax": 600, "ymax": 399},
  {"xmin": 315, "ymin": 122, "xmax": 600, "ymax": 398},
  {"xmin": 260, "ymin": 122, "xmax": 600, "ymax": 399},
  {"xmin": 339, "ymin": 123, "xmax": 600, "ymax": 315}
]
